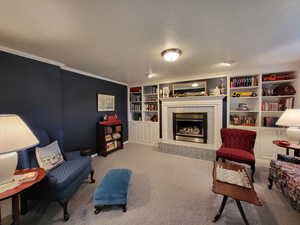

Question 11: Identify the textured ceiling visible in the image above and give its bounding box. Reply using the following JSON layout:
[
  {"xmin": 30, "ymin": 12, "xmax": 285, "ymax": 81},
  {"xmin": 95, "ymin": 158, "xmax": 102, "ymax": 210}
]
[{"xmin": 1, "ymin": 0, "xmax": 300, "ymax": 84}]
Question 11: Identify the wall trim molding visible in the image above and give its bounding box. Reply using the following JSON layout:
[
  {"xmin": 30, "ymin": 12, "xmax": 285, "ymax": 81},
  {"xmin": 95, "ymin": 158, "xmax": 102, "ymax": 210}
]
[
  {"xmin": 0, "ymin": 45, "xmax": 65, "ymax": 67},
  {"xmin": 0, "ymin": 45, "xmax": 128, "ymax": 86},
  {"xmin": 61, "ymin": 66, "xmax": 128, "ymax": 86}
]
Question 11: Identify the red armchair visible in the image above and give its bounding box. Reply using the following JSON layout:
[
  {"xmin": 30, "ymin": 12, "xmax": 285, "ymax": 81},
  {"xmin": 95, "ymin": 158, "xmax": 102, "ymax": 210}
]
[{"xmin": 216, "ymin": 128, "xmax": 257, "ymax": 181}]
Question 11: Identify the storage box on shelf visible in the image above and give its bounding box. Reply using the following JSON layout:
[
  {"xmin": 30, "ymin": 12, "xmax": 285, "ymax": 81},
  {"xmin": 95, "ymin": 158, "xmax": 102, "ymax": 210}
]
[
  {"xmin": 130, "ymin": 86, "xmax": 142, "ymax": 121},
  {"xmin": 261, "ymin": 71, "xmax": 297, "ymax": 128},
  {"xmin": 97, "ymin": 121, "xmax": 123, "ymax": 156}
]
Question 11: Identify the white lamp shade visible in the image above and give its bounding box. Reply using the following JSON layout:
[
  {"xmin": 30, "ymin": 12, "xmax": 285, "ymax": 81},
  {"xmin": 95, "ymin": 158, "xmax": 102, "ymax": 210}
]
[
  {"xmin": 0, "ymin": 114, "xmax": 39, "ymax": 153},
  {"xmin": 276, "ymin": 109, "xmax": 300, "ymax": 127}
]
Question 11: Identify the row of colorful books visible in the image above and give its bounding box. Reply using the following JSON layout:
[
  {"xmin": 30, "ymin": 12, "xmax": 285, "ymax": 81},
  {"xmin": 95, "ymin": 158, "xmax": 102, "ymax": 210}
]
[{"xmin": 230, "ymin": 76, "xmax": 258, "ymax": 88}]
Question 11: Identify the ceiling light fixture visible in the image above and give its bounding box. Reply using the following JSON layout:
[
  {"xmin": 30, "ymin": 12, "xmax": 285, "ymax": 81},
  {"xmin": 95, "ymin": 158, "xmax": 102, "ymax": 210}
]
[
  {"xmin": 192, "ymin": 83, "xmax": 199, "ymax": 87},
  {"xmin": 161, "ymin": 48, "xmax": 182, "ymax": 62},
  {"xmin": 147, "ymin": 73, "xmax": 156, "ymax": 78},
  {"xmin": 219, "ymin": 60, "xmax": 235, "ymax": 67}
]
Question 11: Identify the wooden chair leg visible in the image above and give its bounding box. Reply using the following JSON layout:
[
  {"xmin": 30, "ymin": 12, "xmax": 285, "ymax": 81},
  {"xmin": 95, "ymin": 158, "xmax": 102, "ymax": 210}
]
[
  {"xmin": 20, "ymin": 194, "xmax": 28, "ymax": 215},
  {"xmin": 58, "ymin": 201, "xmax": 70, "ymax": 221},
  {"xmin": 251, "ymin": 164, "xmax": 255, "ymax": 182},
  {"xmin": 90, "ymin": 169, "xmax": 96, "ymax": 183},
  {"xmin": 268, "ymin": 177, "xmax": 273, "ymax": 190}
]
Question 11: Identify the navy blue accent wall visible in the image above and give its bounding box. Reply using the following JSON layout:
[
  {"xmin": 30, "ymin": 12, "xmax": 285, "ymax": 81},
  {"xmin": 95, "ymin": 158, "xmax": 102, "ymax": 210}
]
[
  {"xmin": 0, "ymin": 51, "xmax": 63, "ymax": 130},
  {"xmin": 61, "ymin": 70, "xmax": 128, "ymax": 151},
  {"xmin": 0, "ymin": 51, "xmax": 128, "ymax": 151}
]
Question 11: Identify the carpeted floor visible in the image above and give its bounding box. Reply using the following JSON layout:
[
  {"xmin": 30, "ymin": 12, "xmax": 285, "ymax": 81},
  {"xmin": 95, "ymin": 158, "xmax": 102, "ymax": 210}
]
[{"xmin": 5, "ymin": 143, "xmax": 300, "ymax": 225}]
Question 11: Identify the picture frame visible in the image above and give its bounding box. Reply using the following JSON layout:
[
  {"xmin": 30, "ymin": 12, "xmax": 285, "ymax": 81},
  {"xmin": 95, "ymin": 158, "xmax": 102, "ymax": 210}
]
[{"xmin": 97, "ymin": 94, "xmax": 115, "ymax": 111}]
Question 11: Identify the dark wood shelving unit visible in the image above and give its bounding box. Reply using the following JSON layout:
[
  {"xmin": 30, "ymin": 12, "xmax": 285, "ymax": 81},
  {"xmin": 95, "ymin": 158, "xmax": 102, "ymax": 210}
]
[{"xmin": 96, "ymin": 122, "xmax": 124, "ymax": 156}]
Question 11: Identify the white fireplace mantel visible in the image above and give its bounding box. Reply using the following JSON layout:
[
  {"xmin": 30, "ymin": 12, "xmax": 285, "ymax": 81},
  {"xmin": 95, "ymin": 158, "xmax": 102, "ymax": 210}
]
[{"xmin": 161, "ymin": 96, "xmax": 225, "ymax": 150}]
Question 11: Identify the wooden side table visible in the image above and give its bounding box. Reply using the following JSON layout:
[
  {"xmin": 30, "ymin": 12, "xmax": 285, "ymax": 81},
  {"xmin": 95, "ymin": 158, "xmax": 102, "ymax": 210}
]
[
  {"xmin": 273, "ymin": 140, "xmax": 300, "ymax": 157},
  {"xmin": 0, "ymin": 168, "xmax": 46, "ymax": 225},
  {"xmin": 212, "ymin": 162, "xmax": 262, "ymax": 225}
]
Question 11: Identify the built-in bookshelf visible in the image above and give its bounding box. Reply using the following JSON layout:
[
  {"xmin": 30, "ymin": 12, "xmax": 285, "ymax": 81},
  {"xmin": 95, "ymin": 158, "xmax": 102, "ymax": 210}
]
[
  {"xmin": 228, "ymin": 71, "xmax": 297, "ymax": 129},
  {"xmin": 261, "ymin": 71, "xmax": 296, "ymax": 128},
  {"xmin": 129, "ymin": 86, "xmax": 142, "ymax": 121},
  {"xmin": 143, "ymin": 85, "xmax": 159, "ymax": 122},
  {"xmin": 229, "ymin": 74, "xmax": 260, "ymax": 127}
]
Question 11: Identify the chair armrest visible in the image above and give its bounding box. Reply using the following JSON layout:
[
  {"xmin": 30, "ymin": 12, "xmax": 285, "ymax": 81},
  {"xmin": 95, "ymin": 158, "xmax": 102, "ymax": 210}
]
[{"xmin": 277, "ymin": 154, "xmax": 300, "ymax": 164}]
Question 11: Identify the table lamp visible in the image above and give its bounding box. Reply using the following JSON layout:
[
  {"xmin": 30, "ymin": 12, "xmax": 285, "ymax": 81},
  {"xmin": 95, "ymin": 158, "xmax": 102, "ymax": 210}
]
[
  {"xmin": 276, "ymin": 109, "xmax": 300, "ymax": 144},
  {"xmin": 0, "ymin": 114, "xmax": 39, "ymax": 185}
]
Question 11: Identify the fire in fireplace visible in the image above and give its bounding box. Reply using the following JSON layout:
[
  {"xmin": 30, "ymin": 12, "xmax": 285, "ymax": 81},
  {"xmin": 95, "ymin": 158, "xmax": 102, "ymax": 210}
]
[{"xmin": 173, "ymin": 113, "xmax": 207, "ymax": 143}]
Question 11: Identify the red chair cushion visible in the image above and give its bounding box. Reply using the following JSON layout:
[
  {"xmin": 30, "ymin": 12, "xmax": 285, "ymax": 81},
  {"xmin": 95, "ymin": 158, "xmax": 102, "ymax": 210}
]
[{"xmin": 217, "ymin": 147, "xmax": 255, "ymax": 165}]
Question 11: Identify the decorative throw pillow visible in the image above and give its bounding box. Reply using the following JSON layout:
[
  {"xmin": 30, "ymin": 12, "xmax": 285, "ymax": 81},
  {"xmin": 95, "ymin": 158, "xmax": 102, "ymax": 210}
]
[{"xmin": 35, "ymin": 141, "xmax": 64, "ymax": 171}]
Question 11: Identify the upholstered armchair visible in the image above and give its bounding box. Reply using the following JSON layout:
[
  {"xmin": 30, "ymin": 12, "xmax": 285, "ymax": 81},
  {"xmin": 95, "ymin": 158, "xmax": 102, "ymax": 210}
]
[
  {"xmin": 17, "ymin": 128, "xmax": 95, "ymax": 221},
  {"xmin": 216, "ymin": 128, "xmax": 257, "ymax": 181}
]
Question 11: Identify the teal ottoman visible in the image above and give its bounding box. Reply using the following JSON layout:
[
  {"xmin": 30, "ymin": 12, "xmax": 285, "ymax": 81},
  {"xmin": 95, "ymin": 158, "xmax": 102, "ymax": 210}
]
[{"xmin": 94, "ymin": 169, "xmax": 132, "ymax": 214}]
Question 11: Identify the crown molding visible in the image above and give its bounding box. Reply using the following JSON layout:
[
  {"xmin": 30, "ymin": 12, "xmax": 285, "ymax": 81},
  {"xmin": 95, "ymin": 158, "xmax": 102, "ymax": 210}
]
[
  {"xmin": 0, "ymin": 45, "xmax": 128, "ymax": 86},
  {"xmin": 61, "ymin": 66, "xmax": 128, "ymax": 86},
  {"xmin": 0, "ymin": 46, "xmax": 65, "ymax": 67}
]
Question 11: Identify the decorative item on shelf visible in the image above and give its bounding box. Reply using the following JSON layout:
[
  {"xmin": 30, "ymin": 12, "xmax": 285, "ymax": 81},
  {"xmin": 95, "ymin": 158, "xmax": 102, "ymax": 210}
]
[
  {"xmin": 162, "ymin": 87, "xmax": 170, "ymax": 98},
  {"xmin": 112, "ymin": 133, "xmax": 121, "ymax": 140},
  {"xmin": 100, "ymin": 114, "xmax": 121, "ymax": 125},
  {"xmin": 172, "ymin": 81, "xmax": 207, "ymax": 97},
  {"xmin": 218, "ymin": 78, "xmax": 226, "ymax": 95},
  {"xmin": 231, "ymin": 91, "xmax": 257, "ymax": 97},
  {"xmin": 130, "ymin": 87, "xmax": 141, "ymax": 92},
  {"xmin": 0, "ymin": 115, "xmax": 39, "ymax": 187},
  {"xmin": 273, "ymin": 84, "xmax": 296, "ymax": 96},
  {"xmin": 262, "ymin": 72, "xmax": 295, "ymax": 81},
  {"xmin": 209, "ymin": 86, "xmax": 221, "ymax": 96},
  {"xmin": 236, "ymin": 103, "xmax": 249, "ymax": 111},
  {"xmin": 230, "ymin": 114, "xmax": 256, "ymax": 126},
  {"xmin": 276, "ymin": 109, "xmax": 300, "ymax": 144}
]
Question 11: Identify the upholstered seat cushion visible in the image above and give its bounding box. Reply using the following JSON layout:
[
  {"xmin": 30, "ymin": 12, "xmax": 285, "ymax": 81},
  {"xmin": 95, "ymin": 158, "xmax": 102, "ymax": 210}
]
[
  {"xmin": 47, "ymin": 157, "xmax": 91, "ymax": 191},
  {"xmin": 217, "ymin": 147, "xmax": 255, "ymax": 165},
  {"xmin": 94, "ymin": 169, "xmax": 132, "ymax": 206}
]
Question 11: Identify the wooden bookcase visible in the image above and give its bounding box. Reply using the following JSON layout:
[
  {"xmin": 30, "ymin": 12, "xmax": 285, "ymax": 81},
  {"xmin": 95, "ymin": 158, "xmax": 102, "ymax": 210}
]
[{"xmin": 96, "ymin": 122, "xmax": 124, "ymax": 156}]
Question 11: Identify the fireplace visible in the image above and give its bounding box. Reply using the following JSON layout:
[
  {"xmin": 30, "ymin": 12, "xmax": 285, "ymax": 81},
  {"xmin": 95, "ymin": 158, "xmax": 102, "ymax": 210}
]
[{"xmin": 173, "ymin": 112, "xmax": 207, "ymax": 143}]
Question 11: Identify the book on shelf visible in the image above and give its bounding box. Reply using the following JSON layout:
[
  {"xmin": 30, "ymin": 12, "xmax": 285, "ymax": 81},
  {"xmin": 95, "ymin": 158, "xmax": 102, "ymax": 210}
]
[
  {"xmin": 230, "ymin": 76, "xmax": 258, "ymax": 88},
  {"xmin": 230, "ymin": 114, "xmax": 256, "ymax": 127},
  {"xmin": 261, "ymin": 98, "xmax": 294, "ymax": 111},
  {"xmin": 144, "ymin": 86, "xmax": 157, "ymax": 94},
  {"xmin": 263, "ymin": 117, "xmax": 279, "ymax": 127}
]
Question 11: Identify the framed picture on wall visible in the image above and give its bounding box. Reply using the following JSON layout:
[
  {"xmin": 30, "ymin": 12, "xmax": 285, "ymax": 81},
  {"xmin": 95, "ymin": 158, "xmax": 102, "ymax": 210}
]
[{"xmin": 97, "ymin": 94, "xmax": 115, "ymax": 111}]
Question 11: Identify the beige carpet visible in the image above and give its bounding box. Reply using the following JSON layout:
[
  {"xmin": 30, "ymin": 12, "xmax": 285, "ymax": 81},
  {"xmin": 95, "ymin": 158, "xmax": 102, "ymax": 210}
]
[{"xmin": 5, "ymin": 143, "xmax": 300, "ymax": 225}]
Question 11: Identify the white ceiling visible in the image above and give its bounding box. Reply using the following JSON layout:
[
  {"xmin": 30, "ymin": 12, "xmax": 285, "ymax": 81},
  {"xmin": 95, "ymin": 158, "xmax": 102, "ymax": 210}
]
[{"xmin": 1, "ymin": 0, "xmax": 300, "ymax": 84}]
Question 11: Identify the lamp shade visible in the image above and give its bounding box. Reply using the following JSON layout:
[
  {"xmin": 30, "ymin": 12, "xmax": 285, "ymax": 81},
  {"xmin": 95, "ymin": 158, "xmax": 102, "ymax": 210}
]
[
  {"xmin": 0, "ymin": 114, "xmax": 39, "ymax": 153},
  {"xmin": 276, "ymin": 109, "xmax": 300, "ymax": 127}
]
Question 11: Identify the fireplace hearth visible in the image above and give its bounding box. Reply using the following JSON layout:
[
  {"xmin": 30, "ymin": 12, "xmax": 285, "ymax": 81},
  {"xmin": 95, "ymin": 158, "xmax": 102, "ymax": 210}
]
[{"xmin": 173, "ymin": 112, "xmax": 207, "ymax": 143}]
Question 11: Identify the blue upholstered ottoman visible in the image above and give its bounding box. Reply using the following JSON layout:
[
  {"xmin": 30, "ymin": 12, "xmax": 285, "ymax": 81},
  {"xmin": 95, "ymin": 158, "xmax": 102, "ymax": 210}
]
[{"xmin": 94, "ymin": 169, "xmax": 132, "ymax": 214}]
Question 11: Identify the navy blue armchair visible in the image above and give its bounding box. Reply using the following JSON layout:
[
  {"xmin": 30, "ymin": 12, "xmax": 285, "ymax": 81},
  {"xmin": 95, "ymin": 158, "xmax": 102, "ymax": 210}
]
[{"xmin": 18, "ymin": 128, "xmax": 95, "ymax": 221}]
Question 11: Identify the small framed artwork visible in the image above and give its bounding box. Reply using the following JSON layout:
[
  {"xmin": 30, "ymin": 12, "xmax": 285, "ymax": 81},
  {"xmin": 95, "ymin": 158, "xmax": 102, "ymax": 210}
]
[{"xmin": 97, "ymin": 94, "xmax": 115, "ymax": 111}]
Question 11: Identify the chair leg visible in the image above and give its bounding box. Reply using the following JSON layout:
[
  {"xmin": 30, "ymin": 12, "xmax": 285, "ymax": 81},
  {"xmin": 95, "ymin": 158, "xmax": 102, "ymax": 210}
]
[
  {"xmin": 216, "ymin": 155, "xmax": 219, "ymax": 161},
  {"xmin": 90, "ymin": 169, "xmax": 96, "ymax": 183},
  {"xmin": 20, "ymin": 194, "xmax": 28, "ymax": 215},
  {"xmin": 251, "ymin": 164, "xmax": 255, "ymax": 182},
  {"xmin": 268, "ymin": 177, "xmax": 273, "ymax": 190},
  {"xmin": 58, "ymin": 201, "xmax": 70, "ymax": 221}
]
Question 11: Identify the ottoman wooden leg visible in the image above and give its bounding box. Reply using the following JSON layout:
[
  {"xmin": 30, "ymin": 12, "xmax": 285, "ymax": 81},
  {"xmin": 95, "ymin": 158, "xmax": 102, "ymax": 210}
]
[
  {"xmin": 122, "ymin": 204, "xmax": 127, "ymax": 212},
  {"xmin": 94, "ymin": 206, "xmax": 104, "ymax": 215}
]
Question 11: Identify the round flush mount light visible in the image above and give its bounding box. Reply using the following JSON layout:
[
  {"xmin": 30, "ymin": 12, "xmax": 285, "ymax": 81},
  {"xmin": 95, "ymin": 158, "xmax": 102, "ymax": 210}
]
[
  {"xmin": 219, "ymin": 60, "xmax": 235, "ymax": 67},
  {"xmin": 146, "ymin": 72, "xmax": 157, "ymax": 78},
  {"xmin": 192, "ymin": 83, "xmax": 199, "ymax": 87},
  {"xmin": 161, "ymin": 48, "xmax": 182, "ymax": 62}
]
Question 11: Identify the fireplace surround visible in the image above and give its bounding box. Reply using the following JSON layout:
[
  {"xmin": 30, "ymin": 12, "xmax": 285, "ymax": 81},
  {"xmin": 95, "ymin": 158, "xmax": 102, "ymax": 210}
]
[{"xmin": 173, "ymin": 112, "xmax": 207, "ymax": 143}]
